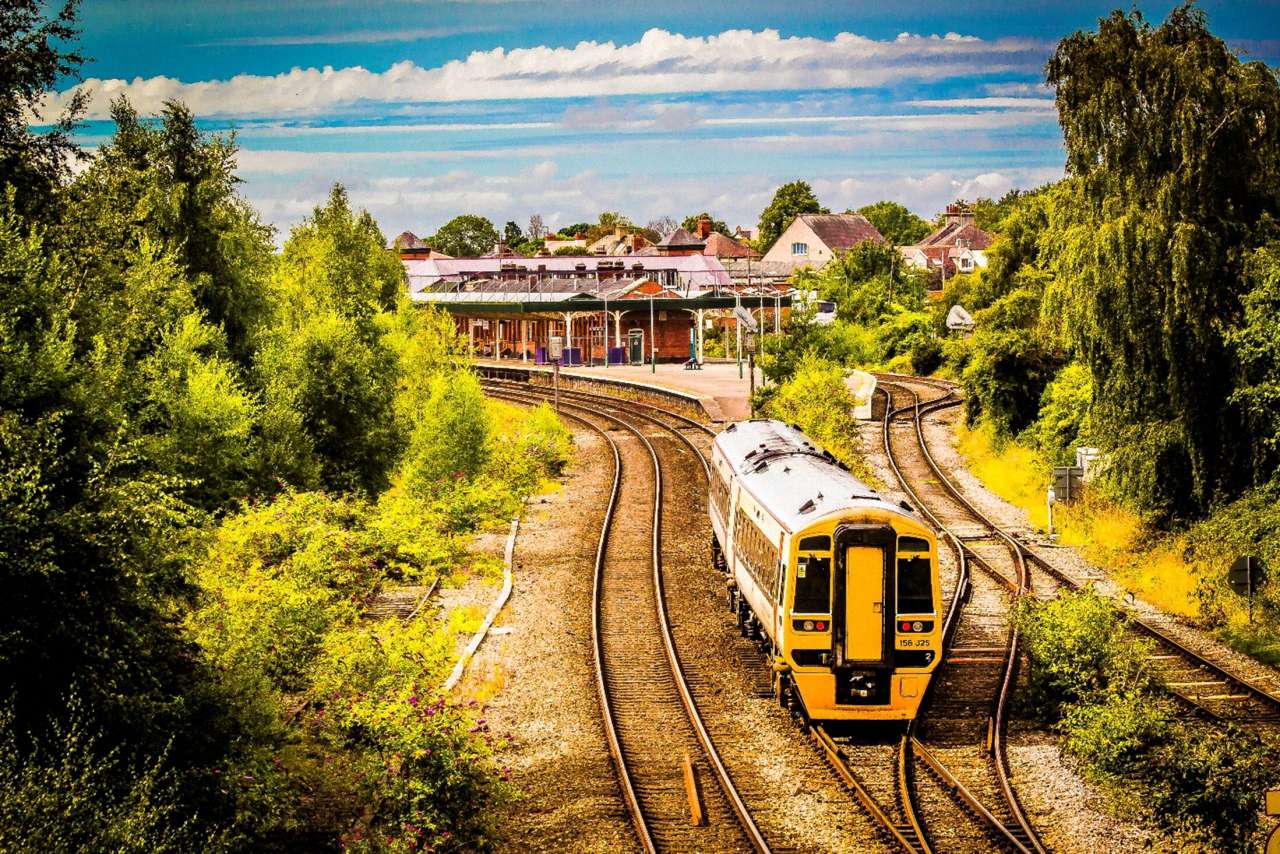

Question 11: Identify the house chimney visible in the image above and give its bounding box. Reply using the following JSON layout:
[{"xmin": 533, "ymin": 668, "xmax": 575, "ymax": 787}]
[
  {"xmin": 945, "ymin": 204, "xmax": 975, "ymax": 227},
  {"xmin": 697, "ymin": 215, "xmax": 712, "ymax": 239}
]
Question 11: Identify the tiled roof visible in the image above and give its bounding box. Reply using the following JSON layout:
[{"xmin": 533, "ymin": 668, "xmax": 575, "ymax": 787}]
[
  {"xmin": 702, "ymin": 232, "xmax": 760, "ymax": 259},
  {"xmin": 799, "ymin": 214, "xmax": 885, "ymax": 250},
  {"xmin": 658, "ymin": 227, "xmax": 705, "ymax": 248},
  {"xmin": 918, "ymin": 222, "xmax": 994, "ymax": 250}
]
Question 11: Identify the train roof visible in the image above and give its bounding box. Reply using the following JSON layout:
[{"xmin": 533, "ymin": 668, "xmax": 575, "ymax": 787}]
[{"xmin": 713, "ymin": 419, "xmax": 914, "ymax": 533}]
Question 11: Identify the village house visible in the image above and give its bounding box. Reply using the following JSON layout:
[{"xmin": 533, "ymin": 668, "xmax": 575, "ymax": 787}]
[
  {"xmin": 900, "ymin": 204, "xmax": 995, "ymax": 288},
  {"xmin": 758, "ymin": 213, "xmax": 886, "ymax": 271}
]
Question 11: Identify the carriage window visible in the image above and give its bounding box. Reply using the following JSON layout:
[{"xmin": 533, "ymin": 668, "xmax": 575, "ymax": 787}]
[
  {"xmin": 897, "ymin": 557, "xmax": 934, "ymax": 614},
  {"xmin": 899, "ymin": 536, "xmax": 930, "ymax": 554},
  {"xmin": 793, "ymin": 556, "xmax": 831, "ymax": 614},
  {"xmin": 798, "ymin": 535, "xmax": 831, "ymax": 551}
]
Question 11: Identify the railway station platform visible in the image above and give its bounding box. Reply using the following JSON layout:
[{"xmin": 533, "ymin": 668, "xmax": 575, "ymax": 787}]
[{"xmin": 474, "ymin": 358, "xmax": 762, "ymax": 421}]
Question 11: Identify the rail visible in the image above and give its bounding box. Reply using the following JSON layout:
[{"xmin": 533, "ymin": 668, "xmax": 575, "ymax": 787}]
[{"xmin": 483, "ymin": 382, "xmax": 771, "ymax": 853}]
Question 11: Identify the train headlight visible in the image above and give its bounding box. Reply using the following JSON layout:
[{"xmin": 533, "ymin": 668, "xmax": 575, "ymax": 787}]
[
  {"xmin": 803, "ymin": 620, "xmax": 814, "ymax": 631},
  {"xmin": 912, "ymin": 621, "xmax": 924, "ymax": 633}
]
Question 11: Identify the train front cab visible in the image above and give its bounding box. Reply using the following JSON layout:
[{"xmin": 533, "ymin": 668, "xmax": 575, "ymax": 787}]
[{"xmin": 784, "ymin": 515, "xmax": 940, "ymax": 722}]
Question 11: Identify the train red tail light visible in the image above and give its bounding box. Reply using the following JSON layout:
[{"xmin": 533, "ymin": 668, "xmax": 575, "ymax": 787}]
[{"xmin": 901, "ymin": 621, "xmax": 911, "ymax": 632}]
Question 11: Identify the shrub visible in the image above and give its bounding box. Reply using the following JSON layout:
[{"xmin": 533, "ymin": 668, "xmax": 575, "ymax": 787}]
[
  {"xmin": 762, "ymin": 354, "xmax": 875, "ymax": 483},
  {"xmin": 1013, "ymin": 588, "xmax": 1154, "ymax": 716},
  {"xmin": 1061, "ymin": 690, "xmax": 1169, "ymax": 778},
  {"xmin": 0, "ymin": 702, "xmax": 217, "ymax": 854},
  {"xmin": 1029, "ymin": 362, "xmax": 1092, "ymax": 464},
  {"xmin": 1147, "ymin": 723, "xmax": 1277, "ymax": 853}
]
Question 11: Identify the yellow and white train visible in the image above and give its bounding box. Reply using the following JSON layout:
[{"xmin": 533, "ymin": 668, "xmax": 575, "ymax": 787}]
[{"xmin": 709, "ymin": 420, "xmax": 941, "ymax": 722}]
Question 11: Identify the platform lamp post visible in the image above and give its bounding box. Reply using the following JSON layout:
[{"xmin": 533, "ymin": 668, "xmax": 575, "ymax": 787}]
[
  {"xmin": 735, "ymin": 289, "xmax": 743, "ymax": 379},
  {"xmin": 603, "ymin": 294, "xmax": 609, "ymax": 369},
  {"xmin": 649, "ymin": 296, "xmax": 656, "ymax": 374}
]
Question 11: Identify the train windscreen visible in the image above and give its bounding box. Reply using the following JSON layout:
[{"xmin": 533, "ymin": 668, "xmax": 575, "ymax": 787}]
[
  {"xmin": 896, "ymin": 557, "xmax": 933, "ymax": 614},
  {"xmin": 793, "ymin": 555, "xmax": 831, "ymax": 613}
]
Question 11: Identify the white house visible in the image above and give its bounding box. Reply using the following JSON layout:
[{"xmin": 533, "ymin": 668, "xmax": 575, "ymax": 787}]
[{"xmin": 759, "ymin": 213, "xmax": 886, "ymax": 272}]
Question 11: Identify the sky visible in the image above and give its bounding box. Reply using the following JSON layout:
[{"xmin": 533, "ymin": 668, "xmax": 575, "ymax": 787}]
[{"xmin": 34, "ymin": 0, "xmax": 1280, "ymax": 241}]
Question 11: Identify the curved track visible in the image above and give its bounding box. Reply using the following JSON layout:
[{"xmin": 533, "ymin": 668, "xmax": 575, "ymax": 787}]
[
  {"xmin": 878, "ymin": 378, "xmax": 1046, "ymax": 854},
  {"xmin": 484, "ymin": 382, "xmax": 769, "ymax": 852},
  {"xmin": 879, "ymin": 375, "xmax": 1280, "ymax": 730}
]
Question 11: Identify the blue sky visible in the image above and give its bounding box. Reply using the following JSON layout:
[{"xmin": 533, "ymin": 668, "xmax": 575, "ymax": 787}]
[{"xmin": 40, "ymin": 1, "xmax": 1280, "ymax": 240}]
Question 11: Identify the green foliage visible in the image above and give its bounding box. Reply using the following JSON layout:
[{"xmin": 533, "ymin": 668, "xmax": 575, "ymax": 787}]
[
  {"xmin": 553, "ymin": 245, "xmax": 591, "ymax": 256},
  {"xmin": 428, "ymin": 214, "xmax": 499, "ymax": 258},
  {"xmin": 681, "ymin": 212, "xmax": 728, "ymax": 235},
  {"xmin": 960, "ymin": 278, "xmax": 1064, "ymax": 437},
  {"xmin": 762, "ymin": 354, "xmax": 870, "ymax": 480},
  {"xmin": 1028, "ymin": 362, "xmax": 1092, "ymax": 464},
  {"xmin": 189, "ymin": 491, "xmax": 515, "ymax": 851},
  {"xmin": 855, "ymin": 200, "xmax": 929, "ymax": 246},
  {"xmin": 0, "ymin": 1, "xmax": 86, "ymax": 219},
  {"xmin": 1184, "ymin": 479, "xmax": 1280, "ymax": 635},
  {"xmin": 402, "ymin": 370, "xmax": 492, "ymax": 497},
  {"xmin": 1147, "ymin": 724, "xmax": 1277, "ymax": 853},
  {"xmin": 0, "ymin": 701, "xmax": 218, "ymax": 854},
  {"xmin": 1229, "ymin": 245, "xmax": 1280, "ymax": 458},
  {"xmin": 1013, "ymin": 588, "xmax": 1155, "ymax": 715},
  {"xmin": 1043, "ymin": 5, "xmax": 1280, "ymax": 519},
  {"xmin": 1060, "ymin": 690, "xmax": 1169, "ymax": 778},
  {"xmin": 758, "ymin": 180, "xmax": 827, "ymax": 252}
]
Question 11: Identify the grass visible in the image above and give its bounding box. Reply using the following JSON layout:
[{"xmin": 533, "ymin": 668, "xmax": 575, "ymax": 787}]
[{"xmin": 954, "ymin": 421, "xmax": 1200, "ymax": 618}]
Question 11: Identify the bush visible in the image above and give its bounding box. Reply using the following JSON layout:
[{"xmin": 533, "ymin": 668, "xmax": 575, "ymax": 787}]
[
  {"xmin": 762, "ymin": 354, "xmax": 875, "ymax": 482},
  {"xmin": 1014, "ymin": 588, "xmax": 1154, "ymax": 716},
  {"xmin": 1061, "ymin": 690, "xmax": 1169, "ymax": 778},
  {"xmin": 0, "ymin": 701, "xmax": 217, "ymax": 854},
  {"xmin": 909, "ymin": 335, "xmax": 943, "ymax": 376},
  {"xmin": 1147, "ymin": 723, "xmax": 1277, "ymax": 853},
  {"xmin": 1028, "ymin": 362, "xmax": 1092, "ymax": 464}
]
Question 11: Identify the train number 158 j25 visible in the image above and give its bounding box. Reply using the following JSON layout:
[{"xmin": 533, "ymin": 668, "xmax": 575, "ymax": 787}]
[{"xmin": 898, "ymin": 638, "xmax": 931, "ymax": 648}]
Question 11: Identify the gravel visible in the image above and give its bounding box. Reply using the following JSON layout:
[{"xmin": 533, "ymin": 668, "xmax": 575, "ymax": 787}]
[{"xmin": 466, "ymin": 426, "xmax": 638, "ymax": 853}]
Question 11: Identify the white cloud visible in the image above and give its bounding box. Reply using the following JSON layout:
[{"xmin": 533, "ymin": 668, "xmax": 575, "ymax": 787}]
[
  {"xmin": 984, "ymin": 81, "xmax": 1054, "ymax": 97},
  {"xmin": 815, "ymin": 167, "xmax": 1063, "ymax": 218},
  {"xmin": 40, "ymin": 27, "xmax": 1048, "ymax": 120}
]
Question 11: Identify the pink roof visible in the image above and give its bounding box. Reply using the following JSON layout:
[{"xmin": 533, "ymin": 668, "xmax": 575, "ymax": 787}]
[{"xmin": 404, "ymin": 254, "xmax": 731, "ymax": 290}]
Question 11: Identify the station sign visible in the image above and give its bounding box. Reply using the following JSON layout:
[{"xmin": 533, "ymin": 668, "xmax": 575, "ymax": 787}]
[{"xmin": 548, "ymin": 335, "xmax": 564, "ymax": 361}]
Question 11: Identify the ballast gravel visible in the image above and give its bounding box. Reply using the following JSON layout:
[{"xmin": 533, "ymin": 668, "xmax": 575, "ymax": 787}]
[{"xmin": 464, "ymin": 426, "xmax": 639, "ymax": 853}]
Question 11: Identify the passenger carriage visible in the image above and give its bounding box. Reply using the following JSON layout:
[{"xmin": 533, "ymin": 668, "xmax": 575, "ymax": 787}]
[{"xmin": 709, "ymin": 420, "xmax": 941, "ymax": 722}]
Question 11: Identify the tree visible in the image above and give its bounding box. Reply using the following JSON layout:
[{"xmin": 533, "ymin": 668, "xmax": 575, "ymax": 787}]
[
  {"xmin": 648, "ymin": 215, "xmax": 677, "ymax": 236},
  {"xmin": 428, "ymin": 214, "xmax": 498, "ymax": 258},
  {"xmin": 554, "ymin": 245, "xmax": 591, "ymax": 256},
  {"xmin": 1043, "ymin": 5, "xmax": 1280, "ymax": 519},
  {"xmin": 856, "ymin": 201, "xmax": 929, "ymax": 246},
  {"xmin": 527, "ymin": 213, "xmax": 546, "ymax": 239},
  {"xmin": 503, "ymin": 220, "xmax": 523, "ymax": 246},
  {"xmin": 0, "ymin": 1, "xmax": 87, "ymax": 219},
  {"xmin": 681, "ymin": 212, "xmax": 728, "ymax": 235},
  {"xmin": 759, "ymin": 181, "xmax": 827, "ymax": 251},
  {"xmin": 557, "ymin": 222, "xmax": 592, "ymax": 238},
  {"xmin": 63, "ymin": 98, "xmax": 274, "ymax": 364}
]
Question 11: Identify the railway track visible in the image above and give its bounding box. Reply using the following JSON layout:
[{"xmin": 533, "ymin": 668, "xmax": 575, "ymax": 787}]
[
  {"xmin": 486, "ymin": 372, "xmax": 1032, "ymax": 853},
  {"xmin": 862, "ymin": 379, "xmax": 1045, "ymax": 853},
  {"xmin": 880, "ymin": 374, "xmax": 1280, "ymax": 729},
  {"xmin": 483, "ymin": 382, "xmax": 769, "ymax": 852},
  {"xmin": 485, "ymin": 376, "xmax": 901, "ymax": 853}
]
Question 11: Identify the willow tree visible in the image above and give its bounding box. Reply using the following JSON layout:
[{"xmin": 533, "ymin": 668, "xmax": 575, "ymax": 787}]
[{"xmin": 1043, "ymin": 5, "xmax": 1280, "ymax": 520}]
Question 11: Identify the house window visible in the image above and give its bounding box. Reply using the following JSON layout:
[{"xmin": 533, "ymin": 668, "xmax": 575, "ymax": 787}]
[
  {"xmin": 959, "ymin": 257, "xmax": 972, "ymax": 272},
  {"xmin": 791, "ymin": 242, "xmax": 808, "ymax": 256}
]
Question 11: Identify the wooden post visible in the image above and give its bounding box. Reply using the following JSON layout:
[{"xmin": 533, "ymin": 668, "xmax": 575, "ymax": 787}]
[{"xmin": 681, "ymin": 755, "xmax": 705, "ymax": 826}]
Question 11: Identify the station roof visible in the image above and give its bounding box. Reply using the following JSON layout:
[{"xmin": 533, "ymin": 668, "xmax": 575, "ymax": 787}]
[{"xmin": 405, "ymin": 253, "xmax": 732, "ymax": 294}]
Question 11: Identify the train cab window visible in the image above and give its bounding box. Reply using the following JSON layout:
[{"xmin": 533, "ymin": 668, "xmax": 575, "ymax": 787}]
[
  {"xmin": 798, "ymin": 535, "xmax": 830, "ymax": 551},
  {"xmin": 896, "ymin": 557, "xmax": 934, "ymax": 614},
  {"xmin": 793, "ymin": 555, "xmax": 831, "ymax": 614}
]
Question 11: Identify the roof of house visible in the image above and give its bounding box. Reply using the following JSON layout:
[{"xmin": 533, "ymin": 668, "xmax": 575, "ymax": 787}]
[
  {"xmin": 799, "ymin": 213, "xmax": 885, "ymax": 250},
  {"xmin": 703, "ymin": 231, "xmax": 760, "ymax": 259},
  {"xmin": 917, "ymin": 222, "xmax": 994, "ymax": 250},
  {"xmin": 658, "ymin": 227, "xmax": 706, "ymax": 249}
]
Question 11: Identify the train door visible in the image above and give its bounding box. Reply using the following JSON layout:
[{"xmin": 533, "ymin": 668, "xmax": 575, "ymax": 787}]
[
  {"xmin": 830, "ymin": 524, "xmax": 895, "ymax": 704},
  {"xmin": 843, "ymin": 546, "xmax": 884, "ymax": 661}
]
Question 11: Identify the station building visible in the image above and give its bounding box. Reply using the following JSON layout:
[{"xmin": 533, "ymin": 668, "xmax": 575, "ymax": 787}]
[{"xmin": 405, "ymin": 253, "xmax": 787, "ymax": 365}]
